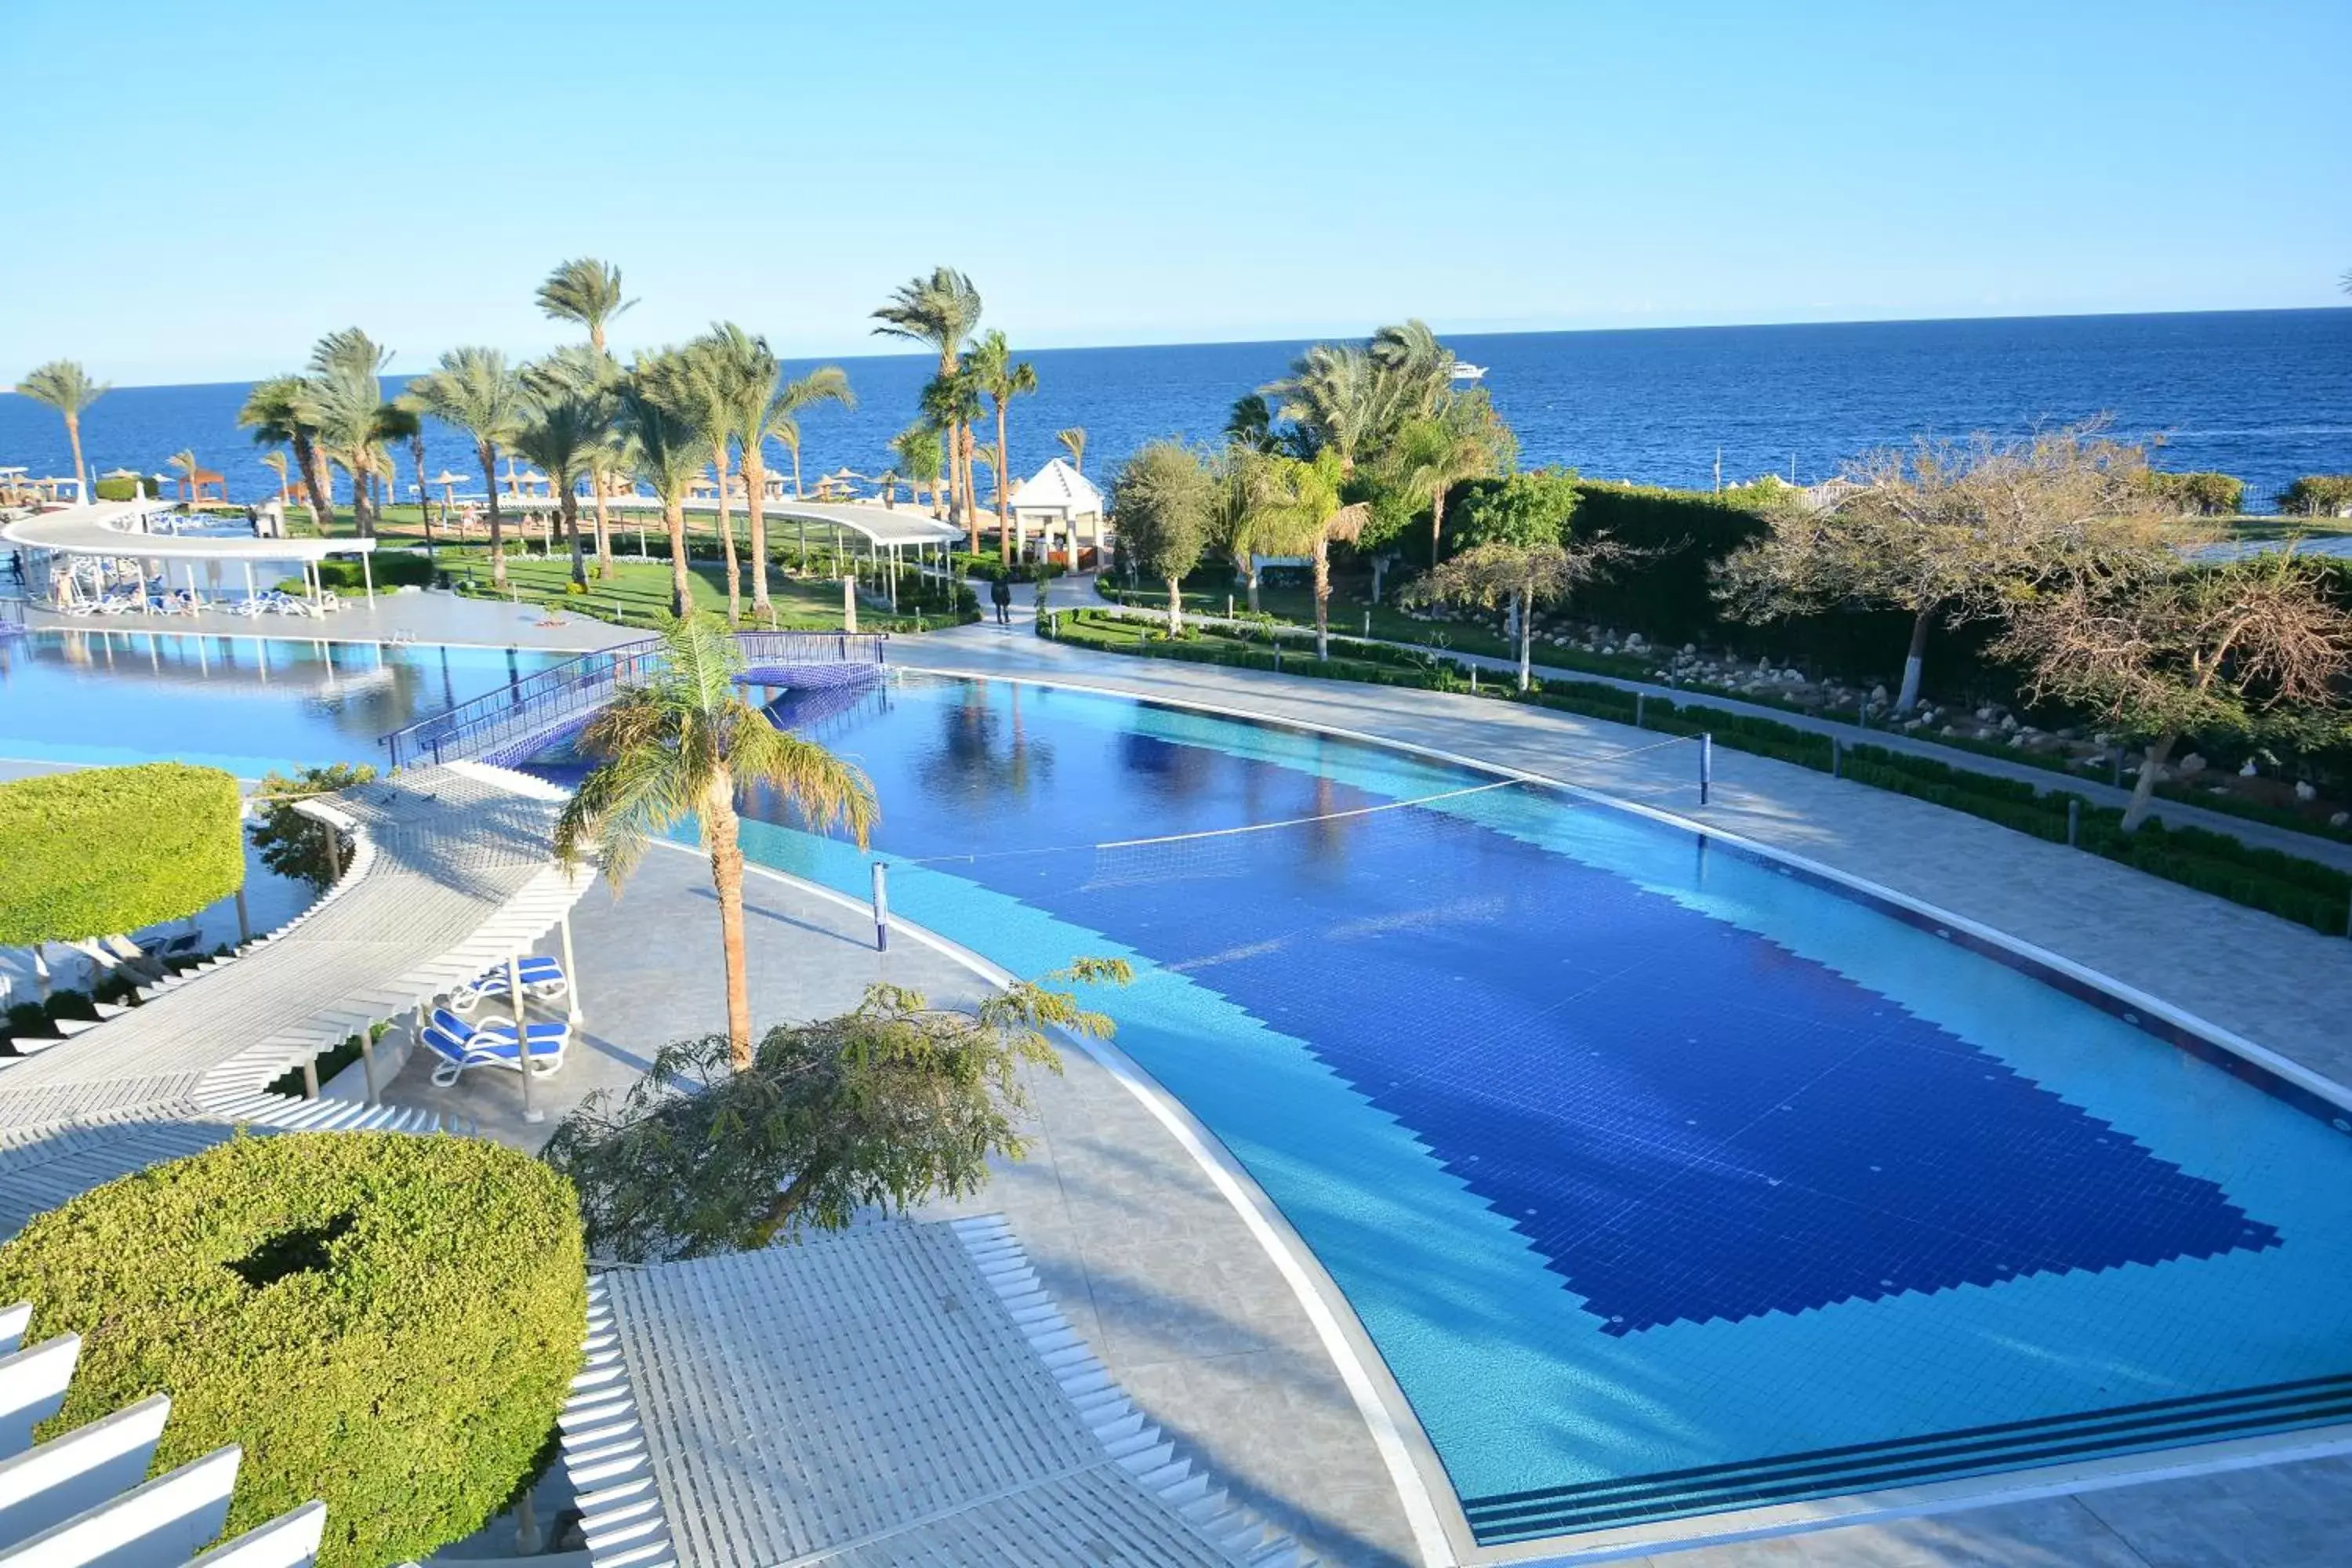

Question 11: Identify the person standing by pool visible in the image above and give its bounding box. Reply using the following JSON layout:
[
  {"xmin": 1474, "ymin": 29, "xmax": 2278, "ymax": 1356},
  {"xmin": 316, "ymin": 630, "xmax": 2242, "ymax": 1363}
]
[{"xmin": 990, "ymin": 573, "xmax": 1013, "ymax": 626}]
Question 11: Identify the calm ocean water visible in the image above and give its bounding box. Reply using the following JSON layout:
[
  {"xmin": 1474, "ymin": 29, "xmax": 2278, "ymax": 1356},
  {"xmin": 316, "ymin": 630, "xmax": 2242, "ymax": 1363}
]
[{"xmin": 4, "ymin": 310, "xmax": 2347, "ymax": 512}]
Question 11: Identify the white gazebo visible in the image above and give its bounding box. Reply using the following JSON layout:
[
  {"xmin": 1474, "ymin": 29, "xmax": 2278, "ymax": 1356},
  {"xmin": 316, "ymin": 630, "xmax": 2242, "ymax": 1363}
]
[{"xmin": 1007, "ymin": 458, "xmax": 1106, "ymax": 565}]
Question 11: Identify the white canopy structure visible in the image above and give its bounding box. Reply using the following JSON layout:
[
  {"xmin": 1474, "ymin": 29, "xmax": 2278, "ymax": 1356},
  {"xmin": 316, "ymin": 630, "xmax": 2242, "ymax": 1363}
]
[
  {"xmin": 1007, "ymin": 458, "xmax": 1107, "ymax": 564},
  {"xmin": 2, "ymin": 499, "xmax": 381, "ymax": 609}
]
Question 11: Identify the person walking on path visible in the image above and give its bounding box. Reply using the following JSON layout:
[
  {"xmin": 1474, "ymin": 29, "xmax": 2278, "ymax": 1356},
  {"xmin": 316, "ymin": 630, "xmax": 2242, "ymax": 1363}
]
[{"xmin": 990, "ymin": 573, "xmax": 1013, "ymax": 627}]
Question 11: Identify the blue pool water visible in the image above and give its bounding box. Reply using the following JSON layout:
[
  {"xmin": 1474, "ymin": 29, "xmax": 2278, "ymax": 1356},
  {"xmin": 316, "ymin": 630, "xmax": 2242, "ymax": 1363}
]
[
  {"xmin": 705, "ymin": 675, "xmax": 2352, "ymax": 1536},
  {"xmin": 0, "ymin": 630, "xmax": 566, "ymax": 777},
  {"xmin": 14, "ymin": 646, "xmax": 2352, "ymax": 1537}
]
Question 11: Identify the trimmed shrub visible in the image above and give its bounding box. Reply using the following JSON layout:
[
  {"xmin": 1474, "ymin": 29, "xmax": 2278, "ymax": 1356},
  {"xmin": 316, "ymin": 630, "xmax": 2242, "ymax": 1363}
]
[
  {"xmin": 0, "ymin": 1133, "xmax": 586, "ymax": 1568},
  {"xmin": 93, "ymin": 476, "xmax": 165, "ymax": 501},
  {"xmin": 0, "ymin": 764, "xmax": 244, "ymax": 945},
  {"xmin": 2277, "ymin": 476, "xmax": 2352, "ymax": 517},
  {"xmin": 2143, "ymin": 470, "xmax": 2245, "ymax": 516}
]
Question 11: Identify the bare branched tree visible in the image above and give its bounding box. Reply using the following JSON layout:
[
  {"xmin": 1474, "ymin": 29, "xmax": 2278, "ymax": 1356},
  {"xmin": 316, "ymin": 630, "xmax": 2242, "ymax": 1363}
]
[
  {"xmin": 1715, "ymin": 423, "xmax": 2180, "ymax": 712},
  {"xmin": 1996, "ymin": 547, "xmax": 2352, "ymax": 829}
]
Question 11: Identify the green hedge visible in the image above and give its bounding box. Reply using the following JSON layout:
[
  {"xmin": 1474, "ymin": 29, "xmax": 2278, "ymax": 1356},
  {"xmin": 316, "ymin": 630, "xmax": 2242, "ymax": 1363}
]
[
  {"xmin": 0, "ymin": 764, "xmax": 244, "ymax": 945},
  {"xmin": 1043, "ymin": 610, "xmax": 2352, "ymax": 935},
  {"xmin": 0, "ymin": 1133, "xmax": 585, "ymax": 1568},
  {"xmin": 93, "ymin": 476, "xmax": 165, "ymax": 501}
]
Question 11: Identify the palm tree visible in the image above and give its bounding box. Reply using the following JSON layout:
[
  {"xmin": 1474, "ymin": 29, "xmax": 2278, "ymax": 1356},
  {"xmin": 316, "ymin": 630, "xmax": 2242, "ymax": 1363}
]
[
  {"xmin": 1260, "ymin": 452, "xmax": 1370, "ymax": 659},
  {"xmin": 920, "ymin": 367, "xmax": 986, "ymax": 554},
  {"xmin": 18, "ymin": 360, "xmax": 107, "ymax": 498},
  {"xmin": 401, "ymin": 347, "xmax": 526, "ymax": 586},
  {"xmin": 238, "ymin": 375, "xmax": 335, "ymax": 532},
  {"xmin": 373, "ymin": 401, "xmax": 429, "ymax": 543},
  {"xmin": 1055, "ymin": 427, "xmax": 1087, "ymax": 474},
  {"xmin": 618, "ymin": 351, "xmax": 711, "ymax": 618},
  {"xmin": 1214, "ymin": 445, "xmax": 1289, "ymax": 613},
  {"xmin": 168, "ymin": 449, "xmax": 201, "ymax": 507},
  {"xmin": 667, "ymin": 332, "xmax": 752, "ymax": 621},
  {"xmin": 513, "ymin": 388, "xmax": 613, "ymax": 590},
  {"xmin": 1382, "ymin": 393, "xmax": 1515, "ymax": 564},
  {"xmin": 554, "ymin": 613, "xmax": 877, "ymax": 1069},
  {"xmin": 764, "ymin": 364, "xmax": 855, "ymax": 500},
  {"xmin": 965, "ymin": 332, "xmax": 1038, "ymax": 564},
  {"xmin": 1367, "ymin": 319, "xmax": 1457, "ymax": 419},
  {"xmin": 525, "ymin": 344, "xmax": 625, "ymax": 577},
  {"xmin": 872, "ymin": 267, "xmax": 982, "ymax": 524},
  {"xmin": 1261, "ymin": 343, "xmax": 1402, "ymax": 476},
  {"xmin": 891, "ymin": 423, "xmax": 946, "ymax": 518},
  {"xmin": 537, "ymin": 258, "xmax": 635, "ymax": 354},
  {"xmin": 259, "ymin": 450, "xmax": 292, "ymax": 510}
]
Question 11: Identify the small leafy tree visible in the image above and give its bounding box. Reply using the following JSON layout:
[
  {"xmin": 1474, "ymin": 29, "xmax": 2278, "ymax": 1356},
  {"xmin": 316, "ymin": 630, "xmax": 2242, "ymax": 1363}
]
[
  {"xmin": 1996, "ymin": 549, "xmax": 2352, "ymax": 829},
  {"xmin": 544, "ymin": 963, "xmax": 1132, "ymax": 1261},
  {"xmin": 249, "ymin": 763, "xmax": 376, "ymax": 890},
  {"xmin": 1454, "ymin": 467, "xmax": 1581, "ymax": 551},
  {"xmin": 2278, "ymin": 476, "xmax": 2352, "ymax": 517},
  {"xmin": 1715, "ymin": 424, "xmax": 2175, "ymax": 713},
  {"xmin": 2143, "ymin": 470, "xmax": 2245, "ymax": 517},
  {"xmin": 1110, "ymin": 441, "xmax": 1216, "ymax": 632}
]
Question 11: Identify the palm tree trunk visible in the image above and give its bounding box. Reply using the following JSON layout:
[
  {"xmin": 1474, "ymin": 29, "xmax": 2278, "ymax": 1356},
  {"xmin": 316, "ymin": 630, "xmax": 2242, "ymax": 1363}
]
[
  {"xmin": 1312, "ymin": 542, "xmax": 1331, "ymax": 661},
  {"xmin": 410, "ymin": 439, "xmax": 430, "ymax": 545},
  {"xmin": 713, "ymin": 448, "xmax": 740, "ymax": 622},
  {"xmin": 744, "ymin": 449, "xmax": 772, "ymax": 622},
  {"xmin": 591, "ymin": 473, "xmax": 614, "ymax": 579},
  {"xmin": 64, "ymin": 413, "xmax": 87, "ymax": 497},
  {"xmin": 666, "ymin": 498, "xmax": 691, "ymax": 618},
  {"xmin": 961, "ymin": 426, "xmax": 981, "ymax": 555},
  {"xmin": 479, "ymin": 441, "xmax": 507, "ymax": 589},
  {"xmin": 703, "ymin": 775, "xmax": 754, "ymax": 1069},
  {"xmin": 790, "ymin": 444, "xmax": 804, "ymax": 500},
  {"xmin": 1167, "ymin": 575, "xmax": 1183, "ymax": 634},
  {"xmin": 995, "ymin": 402, "xmax": 1012, "ymax": 564},
  {"xmin": 564, "ymin": 486, "xmax": 586, "ymax": 588},
  {"xmin": 1896, "ymin": 606, "xmax": 1934, "ymax": 712},
  {"xmin": 296, "ymin": 435, "xmax": 333, "ymax": 535},
  {"xmin": 1431, "ymin": 485, "xmax": 1447, "ymax": 564}
]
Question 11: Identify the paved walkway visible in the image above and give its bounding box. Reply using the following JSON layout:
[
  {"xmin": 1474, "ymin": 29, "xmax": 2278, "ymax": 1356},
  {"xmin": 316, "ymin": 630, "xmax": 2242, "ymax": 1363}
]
[
  {"xmin": 378, "ymin": 845, "xmax": 1419, "ymax": 1566},
  {"xmin": 20, "ymin": 589, "xmax": 640, "ymax": 652}
]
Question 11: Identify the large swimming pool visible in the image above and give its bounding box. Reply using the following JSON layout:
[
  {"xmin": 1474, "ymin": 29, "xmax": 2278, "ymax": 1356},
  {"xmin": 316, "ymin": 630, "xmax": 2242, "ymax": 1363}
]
[
  {"xmin": 708, "ymin": 674, "xmax": 2352, "ymax": 1541},
  {"xmin": 12, "ymin": 641, "xmax": 2352, "ymax": 1544}
]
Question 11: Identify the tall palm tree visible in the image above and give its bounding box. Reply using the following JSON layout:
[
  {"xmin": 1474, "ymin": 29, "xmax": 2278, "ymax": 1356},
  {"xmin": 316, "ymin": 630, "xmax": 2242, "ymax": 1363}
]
[
  {"xmin": 526, "ymin": 344, "xmax": 625, "ymax": 578},
  {"xmin": 1214, "ymin": 445, "xmax": 1290, "ymax": 613},
  {"xmin": 554, "ymin": 613, "xmax": 876, "ymax": 1069},
  {"xmin": 965, "ymin": 332, "xmax": 1037, "ymax": 564},
  {"xmin": 1367, "ymin": 319, "xmax": 1457, "ymax": 419},
  {"xmin": 664, "ymin": 333, "xmax": 750, "ymax": 622},
  {"xmin": 537, "ymin": 258, "xmax": 635, "ymax": 354},
  {"xmin": 920, "ymin": 367, "xmax": 985, "ymax": 554},
  {"xmin": 1055, "ymin": 427, "xmax": 1087, "ymax": 474},
  {"xmin": 168, "ymin": 448, "xmax": 201, "ymax": 507},
  {"xmin": 1260, "ymin": 452, "xmax": 1369, "ymax": 659},
  {"xmin": 1262, "ymin": 343, "xmax": 1406, "ymax": 475},
  {"xmin": 1383, "ymin": 392, "xmax": 1515, "ymax": 563},
  {"xmin": 238, "ymin": 375, "xmax": 335, "ymax": 533},
  {"xmin": 259, "ymin": 450, "xmax": 292, "ymax": 510},
  {"xmin": 871, "ymin": 267, "xmax": 982, "ymax": 523},
  {"xmin": 764, "ymin": 364, "xmax": 855, "ymax": 500},
  {"xmin": 891, "ymin": 423, "xmax": 946, "ymax": 518},
  {"xmin": 303, "ymin": 329, "xmax": 394, "ymax": 536},
  {"xmin": 513, "ymin": 388, "xmax": 613, "ymax": 590},
  {"xmin": 18, "ymin": 360, "xmax": 107, "ymax": 498},
  {"xmin": 373, "ymin": 401, "xmax": 429, "ymax": 541},
  {"xmin": 401, "ymin": 347, "xmax": 525, "ymax": 586},
  {"xmin": 619, "ymin": 351, "xmax": 711, "ymax": 618}
]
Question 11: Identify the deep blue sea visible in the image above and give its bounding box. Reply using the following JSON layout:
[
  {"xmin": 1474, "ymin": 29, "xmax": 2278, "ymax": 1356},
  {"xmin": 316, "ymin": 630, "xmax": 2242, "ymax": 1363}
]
[{"xmin": 4, "ymin": 309, "xmax": 2347, "ymax": 512}]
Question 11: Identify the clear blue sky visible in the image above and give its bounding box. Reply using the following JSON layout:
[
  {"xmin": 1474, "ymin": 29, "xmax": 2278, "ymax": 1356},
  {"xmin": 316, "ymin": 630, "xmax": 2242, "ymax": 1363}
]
[{"xmin": 6, "ymin": 0, "xmax": 2347, "ymax": 385}]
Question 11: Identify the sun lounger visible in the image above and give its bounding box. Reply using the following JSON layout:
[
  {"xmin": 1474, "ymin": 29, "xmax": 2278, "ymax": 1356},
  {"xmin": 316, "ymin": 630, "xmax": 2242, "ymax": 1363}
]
[
  {"xmin": 420, "ymin": 1006, "xmax": 569, "ymax": 1087},
  {"xmin": 448, "ymin": 955, "xmax": 569, "ymax": 1012}
]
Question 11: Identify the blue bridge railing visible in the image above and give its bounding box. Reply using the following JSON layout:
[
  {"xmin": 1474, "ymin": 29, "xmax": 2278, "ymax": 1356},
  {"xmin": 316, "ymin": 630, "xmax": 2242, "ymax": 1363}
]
[{"xmin": 381, "ymin": 630, "xmax": 887, "ymax": 770}]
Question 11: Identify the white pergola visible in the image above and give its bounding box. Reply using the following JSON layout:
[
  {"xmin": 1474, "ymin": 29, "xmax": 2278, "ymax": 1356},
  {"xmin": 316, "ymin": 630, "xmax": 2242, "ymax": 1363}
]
[
  {"xmin": 603, "ymin": 493, "xmax": 963, "ymax": 605},
  {"xmin": 2, "ymin": 498, "xmax": 383, "ymax": 609},
  {"xmin": 1007, "ymin": 458, "xmax": 1108, "ymax": 564}
]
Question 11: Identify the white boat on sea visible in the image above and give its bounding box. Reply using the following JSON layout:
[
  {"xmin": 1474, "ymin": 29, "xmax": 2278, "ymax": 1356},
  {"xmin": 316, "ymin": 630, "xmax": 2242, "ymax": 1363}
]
[{"xmin": 1451, "ymin": 362, "xmax": 1487, "ymax": 381}]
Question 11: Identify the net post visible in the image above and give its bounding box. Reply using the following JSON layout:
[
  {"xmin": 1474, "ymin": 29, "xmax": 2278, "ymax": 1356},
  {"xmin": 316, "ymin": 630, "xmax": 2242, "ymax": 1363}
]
[
  {"xmin": 2067, "ymin": 797, "xmax": 2081, "ymax": 848},
  {"xmin": 870, "ymin": 862, "xmax": 890, "ymax": 953},
  {"xmin": 1699, "ymin": 732, "xmax": 1713, "ymax": 806},
  {"xmin": 1634, "ymin": 692, "xmax": 1645, "ymax": 730}
]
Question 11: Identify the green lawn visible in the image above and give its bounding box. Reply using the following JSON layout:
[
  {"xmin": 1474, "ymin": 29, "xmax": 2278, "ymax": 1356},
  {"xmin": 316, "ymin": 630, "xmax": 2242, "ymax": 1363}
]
[{"xmin": 441, "ymin": 550, "xmax": 960, "ymax": 633}]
